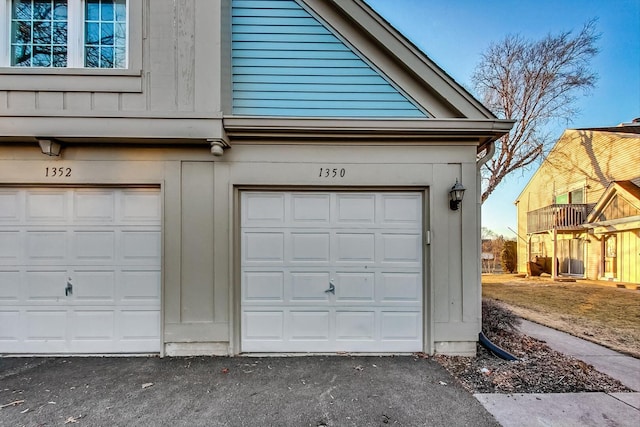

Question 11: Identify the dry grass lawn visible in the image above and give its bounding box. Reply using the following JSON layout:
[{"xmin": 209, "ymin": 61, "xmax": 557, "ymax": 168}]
[{"xmin": 482, "ymin": 274, "xmax": 640, "ymax": 358}]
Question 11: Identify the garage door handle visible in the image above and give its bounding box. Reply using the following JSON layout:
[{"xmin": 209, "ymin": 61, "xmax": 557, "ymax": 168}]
[
  {"xmin": 65, "ymin": 280, "xmax": 73, "ymax": 297},
  {"xmin": 325, "ymin": 282, "xmax": 335, "ymax": 295}
]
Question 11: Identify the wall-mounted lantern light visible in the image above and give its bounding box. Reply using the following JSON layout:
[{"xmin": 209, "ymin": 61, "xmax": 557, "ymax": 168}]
[
  {"xmin": 449, "ymin": 179, "xmax": 466, "ymax": 211},
  {"xmin": 37, "ymin": 138, "xmax": 62, "ymax": 156}
]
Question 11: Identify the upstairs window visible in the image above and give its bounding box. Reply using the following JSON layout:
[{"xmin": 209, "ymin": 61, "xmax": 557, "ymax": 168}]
[
  {"xmin": 555, "ymin": 188, "xmax": 584, "ymax": 204},
  {"xmin": 7, "ymin": 0, "xmax": 127, "ymax": 68}
]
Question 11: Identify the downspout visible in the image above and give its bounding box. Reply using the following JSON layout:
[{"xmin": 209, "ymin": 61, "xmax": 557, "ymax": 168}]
[
  {"xmin": 476, "ymin": 141, "xmax": 494, "ymax": 326},
  {"xmin": 477, "ymin": 141, "xmax": 495, "ymax": 169},
  {"xmin": 475, "ymin": 142, "xmax": 519, "ymax": 361}
]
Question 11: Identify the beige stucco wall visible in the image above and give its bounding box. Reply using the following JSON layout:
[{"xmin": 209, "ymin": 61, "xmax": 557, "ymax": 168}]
[{"xmin": 0, "ymin": 141, "xmax": 483, "ymax": 356}]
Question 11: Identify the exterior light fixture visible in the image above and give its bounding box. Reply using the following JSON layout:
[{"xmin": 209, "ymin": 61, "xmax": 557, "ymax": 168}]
[
  {"xmin": 449, "ymin": 179, "xmax": 466, "ymax": 211},
  {"xmin": 208, "ymin": 139, "xmax": 229, "ymax": 157},
  {"xmin": 37, "ymin": 138, "xmax": 62, "ymax": 156}
]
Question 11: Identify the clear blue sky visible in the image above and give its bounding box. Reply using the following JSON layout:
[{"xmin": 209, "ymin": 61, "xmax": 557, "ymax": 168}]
[{"xmin": 364, "ymin": 0, "xmax": 640, "ymax": 238}]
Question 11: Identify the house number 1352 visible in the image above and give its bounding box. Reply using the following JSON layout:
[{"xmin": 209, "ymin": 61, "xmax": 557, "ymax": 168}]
[
  {"xmin": 319, "ymin": 167, "xmax": 346, "ymax": 178},
  {"xmin": 45, "ymin": 167, "xmax": 72, "ymax": 177}
]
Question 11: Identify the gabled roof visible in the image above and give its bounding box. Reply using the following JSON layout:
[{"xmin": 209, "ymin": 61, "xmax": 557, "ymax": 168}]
[
  {"xmin": 326, "ymin": 0, "xmax": 496, "ymax": 119},
  {"xmin": 515, "ymin": 127, "xmax": 640, "ymax": 203},
  {"xmin": 225, "ymin": 0, "xmax": 514, "ymax": 148},
  {"xmin": 586, "ymin": 181, "xmax": 640, "ymax": 223}
]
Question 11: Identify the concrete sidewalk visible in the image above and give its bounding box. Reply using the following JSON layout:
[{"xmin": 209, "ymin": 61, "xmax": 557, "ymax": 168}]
[{"xmin": 475, "ymin": 320, "xmax": 640, "ymax": 427}]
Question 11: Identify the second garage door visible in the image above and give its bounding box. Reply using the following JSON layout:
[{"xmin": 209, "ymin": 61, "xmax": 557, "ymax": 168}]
[
  {"xmin": 241, "ymin": 191, "xmax": 424, "ymax": 353},
  {"xmin": 0, "ymin": 187, "xmax": 161, "ymax": 355}
]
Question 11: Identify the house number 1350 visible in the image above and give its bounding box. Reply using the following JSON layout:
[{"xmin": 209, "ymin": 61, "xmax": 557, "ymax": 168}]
[
  {"xmin": 319, "ymin": 167, "xmax": 346, "ymax": 178},
  {"xmin": 45, "ymin": 167, "xmax": 72, "ymax": 177}
]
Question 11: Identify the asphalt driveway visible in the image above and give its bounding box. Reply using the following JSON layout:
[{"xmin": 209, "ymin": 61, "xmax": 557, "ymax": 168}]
[{"xmin": 0, "ymin": 356, "xmax": 498, "ymax": 426}]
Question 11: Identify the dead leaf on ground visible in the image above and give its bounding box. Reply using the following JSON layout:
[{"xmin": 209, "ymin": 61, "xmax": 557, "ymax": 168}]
[{"xmin": 65, "ymin": 415, "xmax": 82, "ymax": 424}]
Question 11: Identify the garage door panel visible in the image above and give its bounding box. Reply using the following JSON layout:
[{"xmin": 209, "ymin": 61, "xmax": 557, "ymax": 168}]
[
  {"xmin": 335, "ymin": 233, "xmax": 375, "ymax": 262},
  {"xmin": 380, "ymin": 273, "xmax": 421, "ymax": 302},
  {"xmin": 335, "ymin": 272, "xmax": 374, "ymax": 302},
  {"xmin": 244, "ymin": 311, "xmax": 284, "ymax": 340},
  {"xmin": 0, "ymin": 191, "xmax": 21, "ymax": 221},
  {"xmin": 119, "ymin": 270, "xmax": 161, "ymax": 302},
  {"xmin": 27, "ymin": 231, "xmax": 68, "ymax": 261},
  {"xmin": 244, "ymin": 232, "xmax": 285, "ymax": 263},
  {"xmin": 120, "ymin": 231, "xmax": 161, "ymax": 263},
  {"xmin": 292, "ymin": 194, "xmax": 330, "ymax": 223},
  {"xmin": 290, "ymin": 272, "xmax": 331, "ymax": 301},
  {"xmin": 290, "ymin": 232, "xmax": 330, "ymax": 262},
  {"xmin": 243, "ymin": 272, "xmax": 284, "ymax": 302},
  {"xmin": 0, "ymin": 187, "xmax": 161, "ymax": 354},
  {"xmin": 71, "ymin": 310, "xmax": 115, "ymax": 339},
  {"xmin": 26, "ymin": 310, "xmax": 67, "ymax": 340},
  {"xmin": 289, "ymin": 311, "xmax": 330, "ymax": 340},
  {"xmin": 336, "ymin": 194, "xmax": 375, "ymax": 223},
  {"xmin": 26, "ymin": 270, "xmax": 67, "ymax": 301},
  {"xmin": 0, "ymin": 231, "xmax": 20, "ymax": 262},
  {"xmin": 0, "ymin": 310, "xmax": 21, "ymax": 340},
  {"xmin": 0, "ymin": 271, "xmax": 20, "ymax": 300},
  {"xmin": 26, "ymin": 191, "xmax": 68, "ymax": 222},
  {"xmin": 119, "ymin": 191, "xmax": 161, "ymax": 223},
  {"xmin": 119, "ymin": 310, "xmax": 160, "ymax": 340},
  {"xmin": 74, "ymin": 231, "xmax": 115, "ymax": 261},
  {"xmin": 381, "ymin": 233, "xmax": 421, "ymax": 263},
  {"xmin": 335, "ymin": 311, "xmax": 375, "ymax": 340},
  {"xmin": 381, "ymin": 194, "xmax": 421, "ymax": 224},
  {"xmin": 73, "ymin": 271, "xmax": 115, "ymax": 302},
  {"xmin": 74, "ymin": 191, "xmax": 115, "ymax": 222},
  {"xmin": 241, "ymin": 191, "xmax": 423, "ymax": 353},
  {"xmin": 381, "ymin": 312, "xmax": 421, "ymax": 340},
  {"xmin": 243, "ymin": 193, "xmax": 285, "ymax": 225}
]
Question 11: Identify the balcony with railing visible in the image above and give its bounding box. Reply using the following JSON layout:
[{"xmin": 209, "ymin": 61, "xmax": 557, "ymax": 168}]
[{"xmin": 527, "ymin": 204, "xmax": 593, "ymax": 234}]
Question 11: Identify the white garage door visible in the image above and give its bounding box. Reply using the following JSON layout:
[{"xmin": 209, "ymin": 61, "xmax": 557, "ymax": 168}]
[
  {"xmin": 0, "ymin": 188, "xmax": 161, "ymax": 354},
  {"xmin": 241, "ymin": 191, "xmax": 423, "ymax": 353}
]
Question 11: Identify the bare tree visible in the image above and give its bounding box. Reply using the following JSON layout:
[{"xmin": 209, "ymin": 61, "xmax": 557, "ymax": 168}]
[
  {"xmin": 481, "ymin": 227, "xmax": 505, "ymax": 273},
  {"xmin": 473, "ymin": 20, "xmax": 600, "ymax": 202}
]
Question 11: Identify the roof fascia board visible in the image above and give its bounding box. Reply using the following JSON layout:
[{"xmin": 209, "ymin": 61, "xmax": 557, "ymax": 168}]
[
  {"xmin": 307, "ymin": 0, "xmax": 496, "ymax": 119},
  {"xmin": 585, "ymin": 216, "xmax": 640, "ymax": 233},
  {"xmin": 223, "ymin": 116, "xmax": 512, "ymax": 144}
]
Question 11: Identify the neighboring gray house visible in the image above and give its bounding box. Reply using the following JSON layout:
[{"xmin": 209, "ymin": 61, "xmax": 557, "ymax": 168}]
[{"xmin": 0, "ymin": 0, "xmax": 512, "ymax": 356}]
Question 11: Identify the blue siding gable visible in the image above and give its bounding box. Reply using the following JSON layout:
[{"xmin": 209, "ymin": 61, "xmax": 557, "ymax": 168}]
[{"xmin": 232, "ymin": 0, "xmax": 427, "ymax": 118}]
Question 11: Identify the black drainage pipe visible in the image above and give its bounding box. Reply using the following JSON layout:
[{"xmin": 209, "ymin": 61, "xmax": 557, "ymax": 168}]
[{"xmin": 479, "ymin": 332, "xmax": 518, "ymax": 361}]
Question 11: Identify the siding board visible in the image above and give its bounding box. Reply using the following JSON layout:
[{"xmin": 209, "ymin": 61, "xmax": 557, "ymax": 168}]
[
  {"xmin": 233, "ymin": 41, "xmax": 351, "ymax": 51},
  {"xmin": 232, "ymin": 0, "xmax": 426, "ymax": 118},
  {"xmin": 234, "ymin": 91, "xmax": 407, "ymax": 101},
  {"xmin": 233, "ymin": 66, "xmax": 379, "ymax": 76},
  {"xmin": 233, "ymin": 49, "xmax": 359, "ymax": 59},
  {"xmin": 234, "ymin": 74, "xmax": 390, "ymax": 84},
  {"xmin": 233, "ymin": 107, "xmax": 424, "ymax": 117},
  {"xmin": 234, "ymin": 83, "xmax": 397, "ymax": 93}
]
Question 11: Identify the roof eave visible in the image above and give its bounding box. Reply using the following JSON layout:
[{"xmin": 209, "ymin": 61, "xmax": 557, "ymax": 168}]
[{"xmin": 223, "ymin": 116, "xmax": 513, "ymax": 145}]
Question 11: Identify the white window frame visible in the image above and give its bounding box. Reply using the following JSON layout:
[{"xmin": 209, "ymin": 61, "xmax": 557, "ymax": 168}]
[
  {"xmin": 1, "ymin": 0, "xmax": 129, "ymax": 68},
  {"xmin": 0, "ymin": 0, "xmax": 141, "ymax": 92}
]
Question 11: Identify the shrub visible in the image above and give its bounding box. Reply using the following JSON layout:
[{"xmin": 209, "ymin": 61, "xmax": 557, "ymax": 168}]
[{"xmin": 501, "ymin": 240, "xmax": 517, "ymax": 273}]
